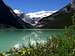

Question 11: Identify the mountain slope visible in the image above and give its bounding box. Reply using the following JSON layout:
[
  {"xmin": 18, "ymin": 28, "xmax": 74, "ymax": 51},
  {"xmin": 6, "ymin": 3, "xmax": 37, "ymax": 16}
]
[
  {"xmin": 26, "ymin": 10, "xmax": 57, "ymax": 19},
  {"xmin": 0, "ymin": 0, "xmax": 33, "ymax": 29},
  {"xmin": 35, "ymin": 3, "xmax": 75, "ymax": 29}
]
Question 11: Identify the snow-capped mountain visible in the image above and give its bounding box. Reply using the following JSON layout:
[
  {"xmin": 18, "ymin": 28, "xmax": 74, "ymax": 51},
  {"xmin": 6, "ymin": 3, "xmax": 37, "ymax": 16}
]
[
  {"xmin": 26, "ymin": 10, "xmax": 57, "ymax": 18},
  {"xmin": 13, "ymin": 9, "xmax": 57, "ymax": 26},
  {"xmin": 14, "ymin": 9, "xmax": 23, "ymax": 16},
  {"xmin": 14, "ymin": 9, "xmax": 23, "ymax": 14},
  {"xmin": 14, "ymin": 9, "xmax": 57, "ymax": 19}
]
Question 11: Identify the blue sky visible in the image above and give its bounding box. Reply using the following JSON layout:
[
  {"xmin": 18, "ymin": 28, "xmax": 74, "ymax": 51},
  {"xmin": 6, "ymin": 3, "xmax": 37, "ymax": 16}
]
[{"xmin": 4, "ymin": 0, "xmax": 70, "ymax": 13}]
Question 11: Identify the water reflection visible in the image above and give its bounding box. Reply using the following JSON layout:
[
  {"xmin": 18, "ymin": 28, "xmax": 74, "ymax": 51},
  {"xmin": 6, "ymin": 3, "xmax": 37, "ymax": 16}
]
[
  {"xmin": 0, "ymin": 29, "xmax": 64, "ymax": 51},
  {"xmin": 22, "ymin": 30, "xmax": 47, "ymax": 47}
]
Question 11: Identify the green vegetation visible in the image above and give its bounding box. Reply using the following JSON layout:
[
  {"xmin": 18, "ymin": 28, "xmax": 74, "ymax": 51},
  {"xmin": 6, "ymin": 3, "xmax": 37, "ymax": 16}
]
[
  {"xmin": 0, "ymin": 13, "xmax": 75, "ymax": 56},
  {"xmin": 0, "ymin": 28, "xmax": 75, "ymax": 56},
  {"xmin": 0, "ymin": 29, "xmax": 75, "ymax": 56},
  {"xmin": 69, "ymin": 13, "xmax": 75, "ymax": 30}
]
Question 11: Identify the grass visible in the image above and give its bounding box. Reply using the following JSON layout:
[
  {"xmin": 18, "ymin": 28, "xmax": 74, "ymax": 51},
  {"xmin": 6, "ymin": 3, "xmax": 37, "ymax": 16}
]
[
  {"xmin": 0, "ymin": 13, "xmax": 75, "ymax": 56},
  {"xmin": 0, "ymin": 28, "xmax": 75, "ymax": 56}
]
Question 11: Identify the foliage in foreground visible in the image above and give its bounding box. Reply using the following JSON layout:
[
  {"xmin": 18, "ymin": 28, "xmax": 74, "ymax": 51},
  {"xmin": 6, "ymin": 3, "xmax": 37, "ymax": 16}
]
[
  {"xmin": 0, "ymin": 13, "xmax": 75, "ymax": 56},
  {"xmin": 0, "ymin": 29, "xmax": 75, "ymax": 56}
]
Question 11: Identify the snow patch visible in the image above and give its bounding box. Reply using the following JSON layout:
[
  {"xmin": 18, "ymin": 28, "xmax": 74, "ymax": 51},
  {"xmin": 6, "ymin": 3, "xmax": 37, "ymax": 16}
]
[
  {"xmin": 26, "ymin": 10, "xmax": 57, "ymax": 18},
  {"xmin": 14, "ymin": 9, "xmax": 23, "ymax": 14}
]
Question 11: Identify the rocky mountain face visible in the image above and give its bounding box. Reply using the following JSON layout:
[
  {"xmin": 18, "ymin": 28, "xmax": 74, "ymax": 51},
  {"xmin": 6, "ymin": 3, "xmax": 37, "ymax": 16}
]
[
  {"xmin": 14, "ymin": 10, "xmax": 56, "ymax": 27},
  {"xmin": 26, "ymin": 11, "xmax": 57, "ymax": 26},
  {"xmin": 0, "ymin": 0, "xmax": 75, "ymax": 29},
  {"xmin": 35, "ymin": 3, "xmax": 75, "ymax": 29},
  {"xmin": 26, "ymin": 11, "xmax": 57, "ymax": 19},
  {"xmin": 0, "ymin": 0, "xmax": 33, "ymax": 29}
]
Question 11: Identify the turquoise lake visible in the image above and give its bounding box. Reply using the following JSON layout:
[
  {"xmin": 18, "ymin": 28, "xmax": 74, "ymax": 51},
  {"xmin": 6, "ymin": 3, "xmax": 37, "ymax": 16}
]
[{"xmin": 0, "ymin": 29, "xmax": 64, "ymax": 51}]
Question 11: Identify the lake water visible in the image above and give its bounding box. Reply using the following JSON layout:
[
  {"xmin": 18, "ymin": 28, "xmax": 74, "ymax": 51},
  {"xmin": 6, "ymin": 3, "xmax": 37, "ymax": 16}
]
[{"xmin": 0, "ymin": 29, "xmax": 64, "ymax": 51}]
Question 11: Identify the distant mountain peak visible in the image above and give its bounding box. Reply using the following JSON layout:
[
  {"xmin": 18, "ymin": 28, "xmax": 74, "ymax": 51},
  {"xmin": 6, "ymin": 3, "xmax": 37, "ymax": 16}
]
[
  {"xmin": 26, "ymin": 10, "xmax": 57, "ymax": 18},
  {"xmin": 13, "ymin": 9, "xmax": 57, "ymax": 18},
  {"xmin": 14, "ymin": 9, "xmax": 23, "ymax": 14}
]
